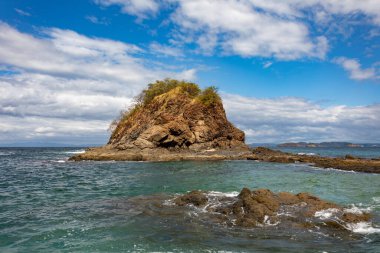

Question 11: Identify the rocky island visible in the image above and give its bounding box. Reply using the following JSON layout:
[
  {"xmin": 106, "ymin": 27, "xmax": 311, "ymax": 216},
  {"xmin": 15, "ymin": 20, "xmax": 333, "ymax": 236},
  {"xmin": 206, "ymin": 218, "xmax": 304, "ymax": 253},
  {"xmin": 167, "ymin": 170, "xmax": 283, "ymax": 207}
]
[
  {"xmin": 70, "ymin": 79, "xmax": 380, "ymax": 174},
  {"xmin": 70, "ymin": 79, "xmax": 251, "ymax": 161}
]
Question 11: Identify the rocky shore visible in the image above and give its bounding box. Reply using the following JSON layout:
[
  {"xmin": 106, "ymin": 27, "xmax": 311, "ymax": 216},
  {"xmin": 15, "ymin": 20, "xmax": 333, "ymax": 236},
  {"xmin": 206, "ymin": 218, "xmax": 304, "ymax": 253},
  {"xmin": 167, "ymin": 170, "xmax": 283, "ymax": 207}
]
[
  {"xmin": 70, "ymin": 146, "xmax": 380, "ymax": 174},
  {"xmin": 248, "ymin": 147, "xmax": 380, "ymax": 173},
  {"xmin": 69, "ymin": 146, "xmax": 251, "ymax": 161}
]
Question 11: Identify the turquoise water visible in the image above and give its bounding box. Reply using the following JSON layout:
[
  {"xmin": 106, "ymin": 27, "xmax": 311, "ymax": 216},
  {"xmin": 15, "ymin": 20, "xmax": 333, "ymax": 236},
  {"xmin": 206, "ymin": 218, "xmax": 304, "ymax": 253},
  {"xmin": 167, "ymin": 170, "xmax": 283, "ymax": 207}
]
[{"xmin": 0, "ymin": 148, "xmax": 379, "ymax": 252}]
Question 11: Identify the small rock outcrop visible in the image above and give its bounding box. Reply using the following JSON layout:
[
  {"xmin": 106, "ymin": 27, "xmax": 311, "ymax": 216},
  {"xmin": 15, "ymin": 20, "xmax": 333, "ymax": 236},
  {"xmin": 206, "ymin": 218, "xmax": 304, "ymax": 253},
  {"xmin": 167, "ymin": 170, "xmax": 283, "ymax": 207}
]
[{"xmin": 174, "ymin": 188, "xmax": 373, "ymax": 230}]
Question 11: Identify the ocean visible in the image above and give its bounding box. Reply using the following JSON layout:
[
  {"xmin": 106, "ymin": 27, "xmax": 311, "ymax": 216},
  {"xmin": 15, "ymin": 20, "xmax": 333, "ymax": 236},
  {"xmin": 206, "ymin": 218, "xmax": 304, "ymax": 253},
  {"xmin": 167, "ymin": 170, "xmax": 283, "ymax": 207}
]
[{"xmin": 0, "ymin": 147, "xmax": 379, "ymax": 252}]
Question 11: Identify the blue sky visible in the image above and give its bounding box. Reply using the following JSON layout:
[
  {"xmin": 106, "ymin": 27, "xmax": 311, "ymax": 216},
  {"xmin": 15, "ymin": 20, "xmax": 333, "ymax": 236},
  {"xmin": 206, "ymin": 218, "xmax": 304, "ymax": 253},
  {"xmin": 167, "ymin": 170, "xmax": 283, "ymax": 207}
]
[{"xmin": 0, "ymin": 0, "xmax": 380, "ymax": 145}]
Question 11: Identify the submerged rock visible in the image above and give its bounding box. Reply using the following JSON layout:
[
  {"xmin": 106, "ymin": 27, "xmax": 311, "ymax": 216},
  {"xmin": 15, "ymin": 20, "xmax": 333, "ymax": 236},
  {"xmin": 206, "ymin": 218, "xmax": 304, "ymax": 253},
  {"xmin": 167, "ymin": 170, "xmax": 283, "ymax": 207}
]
[{"xmin": 174, "ymin": 188, "xmax": 373, "ymax": 231}]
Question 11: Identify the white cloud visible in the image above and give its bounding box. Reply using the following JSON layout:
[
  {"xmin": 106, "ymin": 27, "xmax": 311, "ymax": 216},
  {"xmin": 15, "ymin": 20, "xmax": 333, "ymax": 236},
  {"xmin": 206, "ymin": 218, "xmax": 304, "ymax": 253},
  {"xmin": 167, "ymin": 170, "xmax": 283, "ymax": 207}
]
[
  {"xmin": 302, "ymin": 0, "xmax": 380, "ymax": 25},
  {"xmin": 86, "ymin": 15, "xmax": 110, "ymax": 25},
  {"xmin": 170, "ymin": 0, "xmax": 328, "ymax": 60},
  {"xmin": 149, "ymin": 42, "xmax": 184, "ymax": 57},
  {"xmin": 93, "ymin": 0, "xmax": 380, "ymax": 64},
  {"xmin": 223, "ymin": 93, "xmax": 380, "ymax": 143},
  {"xmin": 0, "ymin": 22, "xmax": 196, "ymax": 145},
  {"xmin": 94, "ymin": 0, "xmax": 159, "ymax": 19},
  {"xmin": 263, "ymin": 62, "xmax": 273, "ymax": 69},
  {"xmin": 15, "ymin": 8, "xmax": 31, "ymax": 16},
  {"xmin": 0, "ymin": 115, "xmax": 109, "ymax": 145},
  {"xmin": 334, "ymin": 57, "xmax": 378, "ymax": 80}
]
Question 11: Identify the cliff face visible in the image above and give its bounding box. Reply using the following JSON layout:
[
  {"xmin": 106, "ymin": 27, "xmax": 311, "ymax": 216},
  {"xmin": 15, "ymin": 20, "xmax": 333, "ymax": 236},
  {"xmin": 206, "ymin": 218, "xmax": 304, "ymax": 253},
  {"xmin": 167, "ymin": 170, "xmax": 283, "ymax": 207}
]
[{"xmin": 109, "ymin": 86, "xmax": 248, "ymax": 151}]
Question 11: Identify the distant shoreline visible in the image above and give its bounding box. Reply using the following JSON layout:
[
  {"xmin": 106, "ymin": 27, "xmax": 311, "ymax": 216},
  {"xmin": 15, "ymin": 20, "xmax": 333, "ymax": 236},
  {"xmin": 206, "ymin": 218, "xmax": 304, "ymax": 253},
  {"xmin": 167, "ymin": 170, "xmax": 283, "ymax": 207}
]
[{"xmin": 277, "ymin": 142, "xmax": 380, "ymax": 148}]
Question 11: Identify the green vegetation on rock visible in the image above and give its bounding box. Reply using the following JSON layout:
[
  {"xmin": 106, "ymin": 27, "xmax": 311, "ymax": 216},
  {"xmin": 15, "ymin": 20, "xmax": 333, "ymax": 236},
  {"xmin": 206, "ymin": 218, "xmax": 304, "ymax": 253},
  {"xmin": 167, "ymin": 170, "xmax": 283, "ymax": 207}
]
[
  {"xmin": 108, "ymin": 79, "xmax": 222, "ymax": 136},
  {"xmin": 136, "ymin": 78, "xmax": 202, "ymax": 105},
  {"xmin": 197, "ymin": 86, "xmax": 221, "ymax": 106}
]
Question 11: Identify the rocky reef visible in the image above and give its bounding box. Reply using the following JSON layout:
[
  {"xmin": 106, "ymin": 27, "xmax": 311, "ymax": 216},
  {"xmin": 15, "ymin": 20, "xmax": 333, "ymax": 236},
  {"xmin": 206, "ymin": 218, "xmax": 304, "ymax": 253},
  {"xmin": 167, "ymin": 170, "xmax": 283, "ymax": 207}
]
[
  {"xmin": 70, "ymin": 79, "xmax": 250, "ymax": 161},
  {"xmin": 248, "ymin": 147, "xmax": 380, "ymax": 173},
  {"xmin": 173, "ymin": 188, "xmax": 374, "ymax": 231}
]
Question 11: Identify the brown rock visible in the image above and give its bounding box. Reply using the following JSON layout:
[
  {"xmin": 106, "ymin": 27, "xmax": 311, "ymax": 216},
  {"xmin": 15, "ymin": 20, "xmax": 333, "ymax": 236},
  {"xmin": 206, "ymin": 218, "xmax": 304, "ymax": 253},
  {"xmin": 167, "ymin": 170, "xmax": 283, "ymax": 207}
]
[
  {"xmin": 296, "ymin": 192, "xmax": 338, "ymax": 216},
  {"xmin": 278, "ymin": 192, "xmax": 300, "ymax": 205},
  {"xmin": 249, "ymin": 147, "xmax": 380, "ymax": 174},
  {"xmin": 174, "ymin": 190, "xmax": 208, "ymax": 207},
  {"xmin": 341, "ymin": 212, "xmax": 371, "ymax": 223},
  {"xmin": 109, "ymin": 85, "xmax": 248, "ymax": 151},
  {"xmin": 172, "ymin": 187, "xmax": 375, "ymax": 231},
  {"xmin": 251, "ymin": 189, "xmax": 280, "ymax": 212}
]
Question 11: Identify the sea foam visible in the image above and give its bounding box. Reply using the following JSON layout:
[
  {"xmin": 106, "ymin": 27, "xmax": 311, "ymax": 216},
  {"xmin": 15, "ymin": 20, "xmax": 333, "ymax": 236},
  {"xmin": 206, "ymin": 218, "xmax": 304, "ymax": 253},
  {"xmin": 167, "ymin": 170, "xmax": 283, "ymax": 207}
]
[{"xmin": 64, "ymin": 150, "xmax": 85, "ymax": 154}]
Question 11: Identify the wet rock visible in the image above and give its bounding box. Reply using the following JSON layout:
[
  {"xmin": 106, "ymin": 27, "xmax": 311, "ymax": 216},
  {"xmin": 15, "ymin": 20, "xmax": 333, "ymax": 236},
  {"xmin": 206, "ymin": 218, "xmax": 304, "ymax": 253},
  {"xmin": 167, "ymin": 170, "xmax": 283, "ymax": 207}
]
[
  {"xmin": 173, "ymin": 187, "xmax": 374, "ymax": 231},
  {"xmin": 345, "ymin": 154, "xmax": 356, "ymax": 160},
  {"xmin": 277, "ymin": 192, "xmax": 300, "ymax": 205},
  {"xmin": 249, "ymin": 147, "xmax": 380, "ymax": 174},
  {"xmin": 251, "ymin": 189, "xmax": 280, "ymax": 212},
  {"xmin": 174, "ymin": 190, "xmax": 208, "ymax": 207},
  {"xmin": 296, "ymin": 192, "xmax": 339, "ymax": 217},
  {"xmin": 341, "ymin": 212, "xmax": 371, "ymax": 223}
]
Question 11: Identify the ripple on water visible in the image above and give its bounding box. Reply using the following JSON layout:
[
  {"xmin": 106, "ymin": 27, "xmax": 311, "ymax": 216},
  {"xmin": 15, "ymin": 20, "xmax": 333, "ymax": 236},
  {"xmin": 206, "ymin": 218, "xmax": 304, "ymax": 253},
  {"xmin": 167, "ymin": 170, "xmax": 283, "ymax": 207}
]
[{"xmin": 0, "ymin": 149, "xmax": 379, "ymax": 253}]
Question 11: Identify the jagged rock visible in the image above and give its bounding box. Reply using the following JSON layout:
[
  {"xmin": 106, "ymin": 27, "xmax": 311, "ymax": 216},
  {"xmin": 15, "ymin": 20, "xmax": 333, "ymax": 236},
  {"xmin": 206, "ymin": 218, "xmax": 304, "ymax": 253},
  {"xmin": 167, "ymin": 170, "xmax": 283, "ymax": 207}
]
[
  {"xmin": 109, "ymin": 86, "xmax": 247, "ymax": 151},
  {"xmin": 173, "ymin": 188, "xmax": 373, "ymax": 230},
  {"xmin": 341, "ymin": 212, "xmax": 371, "ymax": 223},
  {"xmin": 174, "ymin": 190, "xmax": 208, "ymax": 207}
]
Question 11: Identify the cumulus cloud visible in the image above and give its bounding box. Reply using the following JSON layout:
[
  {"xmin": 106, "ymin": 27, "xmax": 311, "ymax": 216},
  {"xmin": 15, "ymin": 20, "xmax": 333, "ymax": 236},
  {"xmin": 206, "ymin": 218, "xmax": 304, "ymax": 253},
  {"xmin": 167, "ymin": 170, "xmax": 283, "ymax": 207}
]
[
  {"xmin": 0, "ymin": 22, "xmax": 196, "ymax": 145},
  {"xmin": 165, "ymin": 0, "xmax": 380, "ymax": 60},
  {"xmin": 223, "ymin": 94, "xmax": 380, "ymax": 143},
  {"xmin": 170, "ymin": 0, "xmax": 328, "ymax": 60},
  {"xmin": 94, "ymin": 0, "xmax": 159, "ymax": 19},
  {"xmin": 334, "ymin": 57, "xmax": 378, "ymax": 80},
  {"xmin": 93, "ymin": 0, "xmax": 380, "ymax": 63}
]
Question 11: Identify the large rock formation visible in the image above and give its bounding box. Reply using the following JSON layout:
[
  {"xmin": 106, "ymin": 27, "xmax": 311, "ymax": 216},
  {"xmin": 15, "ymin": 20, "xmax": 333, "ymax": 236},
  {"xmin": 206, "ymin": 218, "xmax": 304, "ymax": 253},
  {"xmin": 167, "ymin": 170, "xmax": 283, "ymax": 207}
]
[
  {"xmin": 70, "ymin": 79, "xmax": 250, "ymax": 161},
  {"xmin": 109, "ymin": 84, "xmax": 247, "ymax": 151}
]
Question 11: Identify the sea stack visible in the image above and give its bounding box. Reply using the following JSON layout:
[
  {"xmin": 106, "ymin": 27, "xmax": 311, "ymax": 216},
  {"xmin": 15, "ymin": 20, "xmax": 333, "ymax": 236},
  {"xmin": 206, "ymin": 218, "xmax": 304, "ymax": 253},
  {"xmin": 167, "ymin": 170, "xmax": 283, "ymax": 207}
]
[{"xmin": 70, "ymin": 79, "xmax": 250, "ymax": 161}]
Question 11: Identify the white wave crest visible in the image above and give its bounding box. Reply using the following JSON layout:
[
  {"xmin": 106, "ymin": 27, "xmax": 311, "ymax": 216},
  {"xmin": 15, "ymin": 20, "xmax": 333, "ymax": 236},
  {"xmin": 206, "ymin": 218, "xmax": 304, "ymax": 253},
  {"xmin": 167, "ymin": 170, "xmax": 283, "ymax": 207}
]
[
  {"xmin": 344, "ymin": 222, "xmax": 380, "ymax": 234},
  {"xmin": 314, "ymin": 208, "xmax": 340, "ymax": 219},
  {"xmin": 297, "ymin": 152, "xmax": 316, "ymax": 156},
  {"xmin": 0, "ymin": 151, "xmax": 14, "ymax": 156},
  {"xmin": 206, "ymin": 191, "xmax": 239, "ymax": 198},
  {"xmin": 64, "ymin": 150, "xmax": 85, "ymax": 154},
  {"xmin": 313, "ymin": 167, "xmax": 357, "ymax": 173},
  {"xmin": 344, "ymin": 204, "xmax": 372, "ymax": 214}
]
